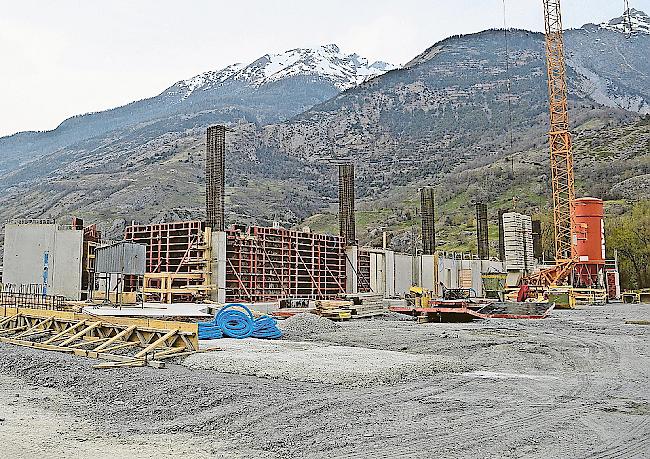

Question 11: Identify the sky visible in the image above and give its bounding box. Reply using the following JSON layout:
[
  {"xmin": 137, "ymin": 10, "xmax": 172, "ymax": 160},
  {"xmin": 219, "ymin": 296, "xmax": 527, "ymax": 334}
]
[{"xmin": 0, "ymin": 0, "xmax": 647, "ymax": 137}]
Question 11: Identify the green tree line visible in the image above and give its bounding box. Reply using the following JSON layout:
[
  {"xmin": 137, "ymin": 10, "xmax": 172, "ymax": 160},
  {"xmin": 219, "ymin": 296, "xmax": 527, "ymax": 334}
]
[{"xmin": 606, "ymin": 200, "xmax": 650, "ymax": 290}]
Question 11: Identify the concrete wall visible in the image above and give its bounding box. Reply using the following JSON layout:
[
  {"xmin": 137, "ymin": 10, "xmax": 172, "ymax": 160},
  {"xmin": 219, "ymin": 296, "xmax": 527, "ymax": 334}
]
[
  {"xmin": 393, "ymin": 254, "xmax": 414, "ymax": 297},
  {"xmin": 3, "ymin": 223, "xmax": 83, "ymax": 300},
  {"xmin": 361, "ymin": 246, "xmax": 506, "ymax": 298}
]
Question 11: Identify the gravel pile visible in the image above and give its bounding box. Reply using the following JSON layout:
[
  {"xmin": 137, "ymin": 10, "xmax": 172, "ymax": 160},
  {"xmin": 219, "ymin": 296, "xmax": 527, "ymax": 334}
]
[{"xmin": 278, "ymin": 313, "xmax": 340, "ymax": 339}]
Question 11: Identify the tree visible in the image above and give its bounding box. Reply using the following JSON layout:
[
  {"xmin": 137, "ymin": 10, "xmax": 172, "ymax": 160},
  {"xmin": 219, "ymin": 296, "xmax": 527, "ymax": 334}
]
[{"xmin": 606, "ymin": 200, "xmax": 650, "ymax": 290}]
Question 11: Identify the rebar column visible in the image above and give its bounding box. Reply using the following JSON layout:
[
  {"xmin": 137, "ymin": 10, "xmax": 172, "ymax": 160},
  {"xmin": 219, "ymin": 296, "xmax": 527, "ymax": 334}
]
[
  {"xmin": 498, "ymin": 209, "xmax": 506, "ymax": 262},
  {"xmin": 206, "ymin": 125, "xmax": 226, "ymax": 231},
  {"xmin": 338, "ymin": 164, "xmax": 356, "ymax": 246},
  {"xmin": 476, "ymin": 203, "xmax": 489, "ymax": 259},
  {"xmin": 532, "ymin": 219, "xmax": 543, "ymax": 260},
  {"xmin": 420, "ymin": 187, "xmax": 436, "ymax": 255}
]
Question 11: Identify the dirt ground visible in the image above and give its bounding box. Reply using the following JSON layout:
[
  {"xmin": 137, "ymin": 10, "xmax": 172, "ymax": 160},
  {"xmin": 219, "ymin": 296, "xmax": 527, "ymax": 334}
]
[{"xmin": 0, "ymin": 303, "xmax": 648, "ymax": 458}]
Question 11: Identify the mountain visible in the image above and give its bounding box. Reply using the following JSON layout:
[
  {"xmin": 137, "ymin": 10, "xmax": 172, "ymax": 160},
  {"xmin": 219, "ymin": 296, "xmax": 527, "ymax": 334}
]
[
  {"xmin": 0, "ymin": 44, "xmax": 395, "ymax": 174},
  {"xmin": 596, "ymin": 8, "xmax": 650, "ymax": 34},
  {"xmin": 0, "ymin": 12, "xmax": 648, "ymax": 261}
]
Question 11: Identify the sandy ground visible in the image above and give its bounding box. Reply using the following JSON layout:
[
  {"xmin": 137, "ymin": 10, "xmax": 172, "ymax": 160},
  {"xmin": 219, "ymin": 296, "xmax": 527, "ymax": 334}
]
[{"xmin": 0, "ymin": 303, "xmax": 648, "ymax": 458}]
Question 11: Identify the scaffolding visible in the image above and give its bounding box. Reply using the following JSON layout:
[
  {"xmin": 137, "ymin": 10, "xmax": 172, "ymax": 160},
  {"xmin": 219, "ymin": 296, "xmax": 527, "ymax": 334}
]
[{"xmin": 226, "ymin": 226, "xmax": 346, "ymax": 302}]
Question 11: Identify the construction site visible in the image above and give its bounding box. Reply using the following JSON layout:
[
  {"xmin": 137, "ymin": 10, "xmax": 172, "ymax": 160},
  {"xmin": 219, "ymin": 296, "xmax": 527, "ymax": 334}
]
[{"xmin": 0, "ymin": 1, "xmax": 648, "ymax": 458}]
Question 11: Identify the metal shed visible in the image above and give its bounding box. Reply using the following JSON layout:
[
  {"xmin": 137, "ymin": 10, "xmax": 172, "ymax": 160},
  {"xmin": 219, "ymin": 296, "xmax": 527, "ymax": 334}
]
[{"xmin": 96, "ymin": 241, "xmax": 146, "ymax": 275}]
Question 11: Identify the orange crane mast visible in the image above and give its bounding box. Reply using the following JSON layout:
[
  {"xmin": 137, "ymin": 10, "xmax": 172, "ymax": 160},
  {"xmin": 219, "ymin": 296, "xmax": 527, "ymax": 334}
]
[{"xmin": 542, "ymin": 0, "xmax": 576, "ymax": 263}]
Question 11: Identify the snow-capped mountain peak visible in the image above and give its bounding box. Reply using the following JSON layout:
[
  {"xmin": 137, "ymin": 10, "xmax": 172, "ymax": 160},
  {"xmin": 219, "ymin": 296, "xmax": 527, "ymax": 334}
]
[
  {"xmin": 598, "ymin": 8, "xmax": 650, "ymax": 35},
  {"xmin": 170, "ymin": 44, "xmax": 397, "ymax": 99},
  {"xmin": 235, "ymin": 44, "xmax": 397, "ymax": 90}
]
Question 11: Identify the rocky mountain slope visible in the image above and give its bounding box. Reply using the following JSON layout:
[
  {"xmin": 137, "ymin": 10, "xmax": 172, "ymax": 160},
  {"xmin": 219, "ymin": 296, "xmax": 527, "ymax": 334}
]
[
  {"xmin": 0, "ymin": 44, "xmax": 394, "ymax": 174},
  {"xmin": 0, "ymin": 11, "xmax": 648, "ymax": 260}
]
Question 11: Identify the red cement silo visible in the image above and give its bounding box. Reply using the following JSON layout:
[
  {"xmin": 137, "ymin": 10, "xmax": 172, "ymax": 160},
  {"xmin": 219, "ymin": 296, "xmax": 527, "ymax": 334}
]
[{"xmin": 574, "ymin": 197, "xmax": 605, "ymax": 264}]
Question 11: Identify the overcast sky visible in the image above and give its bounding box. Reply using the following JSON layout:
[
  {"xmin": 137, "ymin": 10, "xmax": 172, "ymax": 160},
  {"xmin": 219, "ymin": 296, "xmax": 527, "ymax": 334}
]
[{"xmin": 0, "ymin": 0, "xmax": 647, "ymax": 137}]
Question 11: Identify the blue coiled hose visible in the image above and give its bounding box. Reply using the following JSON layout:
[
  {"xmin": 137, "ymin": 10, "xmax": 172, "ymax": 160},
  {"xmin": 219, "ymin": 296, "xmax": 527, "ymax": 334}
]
[
  {"xmin": 197, "ymin": 321, "xmax": 223, "ymax": 340},
  {"xmin": 216, "ymin": 304, "xmax": 255, "ymax": 338},
  {"xmin": 197, "ymin": 304, "xmax": 282, "ymax": 340},
  {"xmin": 252, "ymin": 315, "xmax": 283, "ymax": 339}
]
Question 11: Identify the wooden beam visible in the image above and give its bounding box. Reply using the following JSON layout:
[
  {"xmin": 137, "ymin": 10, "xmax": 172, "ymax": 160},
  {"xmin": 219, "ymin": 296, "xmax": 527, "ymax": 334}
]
[
  {"xmin": 93, "ymin": 325, "xmax": 137, "ymax": 352},
  {"xmin": 43, "ymin": 319, "xmax": 88, "ymax": 344},
  {"xmin": 134, "ymin": 329, "xmax": 178, "ymax": 358},
  {"xmin": 0, "ymin": 325, "xmax": 28, "ymax": 335},
  {"xmin": 0, "ymin": 314, "xmax": 20, "ymax": 327},
  {"xmin": 14, "ymin": 317, "xmax": 53, "ymax": 339},
  {"xmin": 58, "ymin": 321, "xmax": 103, "ymax": 347},
  {"xmin": 70, "ymin": 337, "xmax": 110, "ymax": 348},
  {"xmin": 101, "ymin": 341, "xmax": 139, "ymax": 353}
]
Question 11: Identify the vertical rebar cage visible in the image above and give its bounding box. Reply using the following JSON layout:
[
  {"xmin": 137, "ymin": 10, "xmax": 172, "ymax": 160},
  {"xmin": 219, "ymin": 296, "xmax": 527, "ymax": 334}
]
[
  {"xmin": 420, "ymin": 187, "xmax": 436, "ymax": 255},
  {"xmin": 206, "ymin": 125, "xmax": 226, "ymax": 231},
  {"xmin": 476, "ymin": 203, "xmax": 489, "ymax": 259},
  {"xmin": 338, "ymin": 164, "xmax": 356, "ymax": 246}
]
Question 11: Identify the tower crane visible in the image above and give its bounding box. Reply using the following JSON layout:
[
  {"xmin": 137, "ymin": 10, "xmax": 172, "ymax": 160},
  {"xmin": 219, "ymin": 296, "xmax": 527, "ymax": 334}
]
[
  {"xmin": 543, "ymin": 0, "xmax": 576, "ymax": 264},
  {"xmin": 525, "ymin": 0, "xmax": 578, "ymax": 286}
]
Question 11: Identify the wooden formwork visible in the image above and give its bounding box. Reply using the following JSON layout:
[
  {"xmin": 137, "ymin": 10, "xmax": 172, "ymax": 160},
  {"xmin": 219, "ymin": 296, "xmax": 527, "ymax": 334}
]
[
  {"xmin": 0, "ymin": 307, "xmax": 198, "ymax": 369},
  {"xmin": 226, "ymin": 226, "xmax": 346, "ymax": 302}
]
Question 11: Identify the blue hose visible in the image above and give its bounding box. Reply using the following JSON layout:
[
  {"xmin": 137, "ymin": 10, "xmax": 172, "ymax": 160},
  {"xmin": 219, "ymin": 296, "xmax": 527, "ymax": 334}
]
[
  {"xmin": 197, "ymin": 321, "xmax": 223, "ymax": 340},
  {"xmin": 216, "ymin": 304, "xmax": 255, "ymax": 338},
  {"xmin": 198, "ymin": 304, "xmax": 282, "ymax": 340},
  {"xmin": 252, "ymin": 315, "xmax": 283, "ymax": 339}
]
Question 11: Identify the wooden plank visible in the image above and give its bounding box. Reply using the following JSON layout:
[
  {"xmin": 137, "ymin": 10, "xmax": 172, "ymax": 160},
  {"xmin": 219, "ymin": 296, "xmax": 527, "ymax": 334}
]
[
  {"xmin": 14, "ymin": 317, "xmax": 53, "ymax": 339},
  {"xmin": 0, "ymin": 337, "xmax": 75, "ymax": 353},
  {"xmin": 152, "ymin": 347, "xmax": 186, "ymax": 358},
  {"xmin": 58, "ymin": 321, "xmax": 103, "ymax": 347},
  {"xmin": 0, "ymin": 314, "xmax": 20, "ymax": 327},
  {"xmin": 93, "ymin": 325, "xmax": 137, "ymax": 352},
  {"xmin": 70, "ymin": 337, "xmax": 110, "ymax": 348},
  {"xmin": 134, "ymin": 329, "xmax": 179, "ymax": 358},
  {"xmin": 43, "ymin": 319, "xmax": 88, "ymax": 344},
  {"xmin": 101, "ymin": 341, "xmax": 139, "ymax": 353},
  {"xmin": 0, "ymin": 325, "xmax": 28, "ymax": 335}
]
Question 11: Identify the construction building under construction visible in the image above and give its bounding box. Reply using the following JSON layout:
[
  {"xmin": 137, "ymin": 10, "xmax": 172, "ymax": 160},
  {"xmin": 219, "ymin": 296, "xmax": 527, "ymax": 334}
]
[{"xmin": 0, "ymin": 122, "xmax": 621, "ymax": 307}]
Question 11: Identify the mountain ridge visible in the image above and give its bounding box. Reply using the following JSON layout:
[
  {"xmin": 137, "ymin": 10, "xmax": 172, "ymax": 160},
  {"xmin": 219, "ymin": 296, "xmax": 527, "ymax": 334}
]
[{"xmin": 0, "ymin": 12, "xmax": 648, "ymax": 260}]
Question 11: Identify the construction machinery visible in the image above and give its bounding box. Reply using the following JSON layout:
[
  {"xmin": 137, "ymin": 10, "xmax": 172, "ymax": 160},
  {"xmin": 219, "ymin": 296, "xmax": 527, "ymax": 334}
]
[
  {"xmin": 528, "ymin": 0, "xmax": 581, "ymax": 286},
  {"xmin": 542, "ymin": 0, "xmax": 576, "ymax": 277}
]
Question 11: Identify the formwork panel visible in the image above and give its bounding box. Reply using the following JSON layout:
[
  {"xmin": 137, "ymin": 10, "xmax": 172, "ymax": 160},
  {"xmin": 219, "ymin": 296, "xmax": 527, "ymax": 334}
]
[{"xmin": 226, "ymin": 226, "xmax": 346, "ymax": 302}]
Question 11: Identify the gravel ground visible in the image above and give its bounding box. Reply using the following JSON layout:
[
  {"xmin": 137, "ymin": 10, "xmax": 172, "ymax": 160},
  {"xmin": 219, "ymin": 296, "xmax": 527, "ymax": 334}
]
[
  {"xmin": 0, "ymin": 303, "xmax": 648, "ymax": 458},
  {"xmin": 188, "ymin": 338, "xmax": 464, "ymax": 385},
  {"xmin": 277, "ymin": 312, "xmax": 341, "ymax": 339}
]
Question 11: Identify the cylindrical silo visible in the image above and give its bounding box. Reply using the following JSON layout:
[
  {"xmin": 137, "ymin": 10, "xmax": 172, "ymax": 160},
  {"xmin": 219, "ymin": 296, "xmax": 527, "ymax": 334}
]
[{"xmin": 574, "ymin": 197, "xmax": 605, "ymax": 263}]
